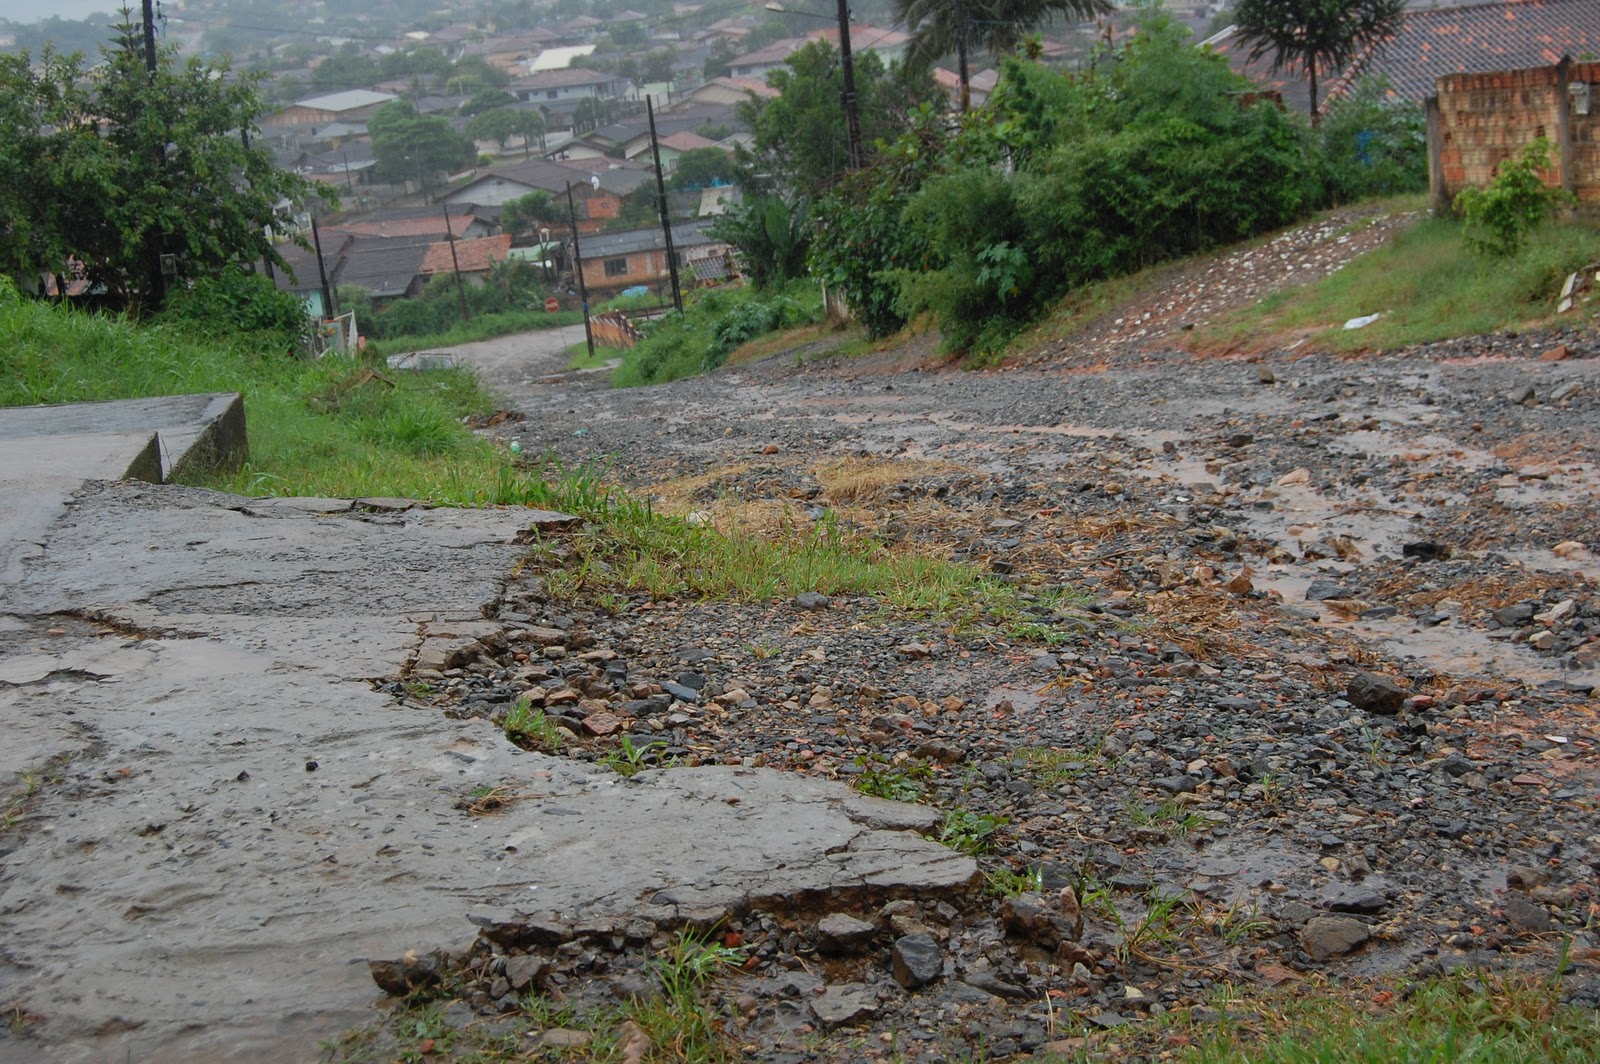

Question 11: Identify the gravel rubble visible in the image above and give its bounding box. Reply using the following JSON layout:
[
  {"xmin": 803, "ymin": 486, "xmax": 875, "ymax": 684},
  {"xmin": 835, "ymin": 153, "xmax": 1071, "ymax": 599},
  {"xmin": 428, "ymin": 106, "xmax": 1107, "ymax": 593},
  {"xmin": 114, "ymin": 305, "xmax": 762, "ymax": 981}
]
[{"xmin": 368, "ymin": 211, "xmax": 1600, "ymax": 1061}]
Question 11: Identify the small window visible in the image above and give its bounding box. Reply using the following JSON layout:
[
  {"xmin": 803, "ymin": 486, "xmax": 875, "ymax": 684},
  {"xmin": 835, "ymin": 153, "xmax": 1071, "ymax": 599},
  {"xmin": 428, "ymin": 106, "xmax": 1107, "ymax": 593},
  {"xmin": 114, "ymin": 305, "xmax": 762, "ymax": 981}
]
[
  {"xmin": 546, "ymin": 89, "xmax": 558, "ymax": 100},
  {"xmin": 603, "ymin": 258, "xmax": 628, "ymax": 277}
]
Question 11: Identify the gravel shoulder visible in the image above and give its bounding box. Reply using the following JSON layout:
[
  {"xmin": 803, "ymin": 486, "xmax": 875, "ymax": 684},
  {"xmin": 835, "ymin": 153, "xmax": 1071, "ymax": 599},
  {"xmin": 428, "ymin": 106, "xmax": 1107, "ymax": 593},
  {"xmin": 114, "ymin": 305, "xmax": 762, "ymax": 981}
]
[{"xmin": 417, "ymin": 208, "xmax": 1600, "ymax": 1059}]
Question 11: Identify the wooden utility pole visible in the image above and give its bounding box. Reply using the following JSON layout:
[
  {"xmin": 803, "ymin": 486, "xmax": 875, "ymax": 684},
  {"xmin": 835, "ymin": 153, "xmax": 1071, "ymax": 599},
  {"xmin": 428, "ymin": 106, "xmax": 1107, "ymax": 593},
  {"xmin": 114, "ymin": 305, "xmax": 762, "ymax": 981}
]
[
  {"xmin": 565, "ymin": 181, "xmax": 596, "ymax": 361},
  {"xmin": 442, "ymin": 201, "xmax": 470, "ymax": 322},
  {"xmin": 834, "ymin": 0, "xmax": 862, "ymax": 168},
  {"xmin": 646, "ymin": 96, "xmax": 683, "ymax": 314}
]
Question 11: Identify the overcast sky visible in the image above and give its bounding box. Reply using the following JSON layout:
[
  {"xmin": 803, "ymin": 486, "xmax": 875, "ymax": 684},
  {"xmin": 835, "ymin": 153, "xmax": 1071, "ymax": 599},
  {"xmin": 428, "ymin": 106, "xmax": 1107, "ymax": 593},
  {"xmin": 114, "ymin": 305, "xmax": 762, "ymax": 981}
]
[{"xmin": 1, "ymin": 1, "xmax": 123, "ymax": 24}]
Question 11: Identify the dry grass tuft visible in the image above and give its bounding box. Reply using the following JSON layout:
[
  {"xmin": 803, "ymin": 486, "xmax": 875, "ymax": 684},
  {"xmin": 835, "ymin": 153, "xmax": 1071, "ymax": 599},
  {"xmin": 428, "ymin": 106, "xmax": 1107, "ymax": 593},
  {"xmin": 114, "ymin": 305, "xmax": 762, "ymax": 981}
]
[{"xmin": 813, "ymin": 456, "xmax": 963, "ymax": 505}]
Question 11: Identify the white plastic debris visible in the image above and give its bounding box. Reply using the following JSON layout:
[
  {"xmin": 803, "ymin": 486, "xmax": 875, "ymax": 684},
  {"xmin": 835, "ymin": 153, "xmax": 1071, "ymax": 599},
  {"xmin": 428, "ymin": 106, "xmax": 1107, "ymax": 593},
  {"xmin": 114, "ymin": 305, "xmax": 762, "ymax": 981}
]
[{"xmin": 1343, "ymin": 313, "xmax": 1381, "ymax": 330}]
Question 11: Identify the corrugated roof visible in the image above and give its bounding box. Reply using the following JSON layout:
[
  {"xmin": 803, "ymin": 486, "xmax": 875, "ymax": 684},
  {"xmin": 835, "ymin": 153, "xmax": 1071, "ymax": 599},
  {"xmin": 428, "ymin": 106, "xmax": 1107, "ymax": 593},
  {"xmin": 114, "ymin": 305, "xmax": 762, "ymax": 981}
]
[
  {"xmin": 293, "ymin": 89, "xmax": 399, "ymax": 113},
  {"xmin": 582, "ymin": 220, "xmax": 720, "ymax": 258},
  {"xmin": 338, "ymin": 238, "xmax": 430, "ymax": 299}
]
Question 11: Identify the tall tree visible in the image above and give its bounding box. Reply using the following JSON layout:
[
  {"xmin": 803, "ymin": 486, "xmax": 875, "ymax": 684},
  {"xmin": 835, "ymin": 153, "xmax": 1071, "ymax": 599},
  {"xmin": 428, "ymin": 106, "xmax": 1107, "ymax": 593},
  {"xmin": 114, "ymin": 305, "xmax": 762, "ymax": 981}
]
[
  {"xmin": 501, "ymin": 191, "xmax": 554, "ymax": 244},
  {"xmin": 0, "ymin": 26, "xmax": 322, "ymax": 312},
  {"xmin": 468, "ymin": 107, "xmax": 545, "ymax": 157},
  {"xmin": 896, "ymin": 0, "xmax": 1111, "ymax": 111},
  {"xmin": 739, "ymin": 41, "xmax": 941, "ymax": 197},
  {"xmin": 1232, "ymin": 0, "xmax": 1405, "ymax": 125},
  {"xmin": 369, "ymin": 100, "xmax": 477, "ymax": 192}
]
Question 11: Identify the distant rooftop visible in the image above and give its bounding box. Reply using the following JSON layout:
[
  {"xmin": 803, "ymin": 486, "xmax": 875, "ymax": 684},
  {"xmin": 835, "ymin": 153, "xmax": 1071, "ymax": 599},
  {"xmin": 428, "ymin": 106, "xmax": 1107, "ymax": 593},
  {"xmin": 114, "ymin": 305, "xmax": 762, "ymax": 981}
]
[{"xmin": 292, "ymin": 89, "xmax": 399, "ymax": 113}]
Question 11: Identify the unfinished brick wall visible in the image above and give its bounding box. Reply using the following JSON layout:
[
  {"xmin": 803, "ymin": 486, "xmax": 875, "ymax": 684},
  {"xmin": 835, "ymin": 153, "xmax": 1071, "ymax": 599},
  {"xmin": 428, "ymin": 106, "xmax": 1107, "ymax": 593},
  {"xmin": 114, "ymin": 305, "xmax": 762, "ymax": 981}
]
[{"xmin": 1428, "ymin": 58, "xmax": 1600, "ymax": 207}]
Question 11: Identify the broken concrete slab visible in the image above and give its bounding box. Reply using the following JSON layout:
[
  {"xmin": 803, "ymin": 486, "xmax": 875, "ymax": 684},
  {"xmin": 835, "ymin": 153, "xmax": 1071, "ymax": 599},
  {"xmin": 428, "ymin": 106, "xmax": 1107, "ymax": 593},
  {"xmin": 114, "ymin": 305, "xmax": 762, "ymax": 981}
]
[
  {"xmin": 0, "ymin": 480, "xmax": 975, "ymax": 1063},
  {"xmin": 0, "ymin": 391, "xmax": 245, "ymax": 481}
]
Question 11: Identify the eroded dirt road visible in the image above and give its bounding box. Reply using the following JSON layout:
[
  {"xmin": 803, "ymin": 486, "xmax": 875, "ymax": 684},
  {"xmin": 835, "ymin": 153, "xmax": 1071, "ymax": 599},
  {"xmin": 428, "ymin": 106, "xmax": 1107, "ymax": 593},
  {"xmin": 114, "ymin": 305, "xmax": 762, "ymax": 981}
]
[
  {"xmin": 410, "ymin": 213, "xmax": 1600, "ymax": 1058},
  {"xmin": 4, "ymin": 209, "xmax": 1598, "ymax": 1063}
]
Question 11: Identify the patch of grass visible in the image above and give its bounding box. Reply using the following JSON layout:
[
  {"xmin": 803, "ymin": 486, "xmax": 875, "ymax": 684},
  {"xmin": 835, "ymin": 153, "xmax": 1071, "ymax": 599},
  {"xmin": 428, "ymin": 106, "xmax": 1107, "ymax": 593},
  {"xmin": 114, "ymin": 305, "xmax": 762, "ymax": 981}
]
[
  {"xmin": 501, "ymin": 696, "xmax": 565, "ymax": 753},
  {"xmin": 1176, "ymin": 970, "xmax": 1600, "ymax": 1064},
  {"xmin": 612, "ymin": 281, "xmax": 822, "ymax": 387},
  {"xmin": 517, "ymin": 462, "xmax": 1065, "ymax": 630},
  {"xmin": 0, "ymin": 287, "xmax": 526, "ymax": 504},
  {"xmin": 985, "ymin": 865, "xmax": 1044, "ymax": 898},
  {"xmin": 1127, "ymin": 797, "xmax": 1206, "ymax": 838},
  {"xmin": 1194, "ymin": 212, "xmax": 1600, "ymax": 354},
  {"xmin": 851, "ymin": 754, "xmax": 932, "ymax": 803},
  {"xmin": 937, "ymin": 808, "xmax": 1008, "ymax": 855},
  {"xmin": 1016, "ymin": 742, "xmax": 1103, "ymax": 785}
]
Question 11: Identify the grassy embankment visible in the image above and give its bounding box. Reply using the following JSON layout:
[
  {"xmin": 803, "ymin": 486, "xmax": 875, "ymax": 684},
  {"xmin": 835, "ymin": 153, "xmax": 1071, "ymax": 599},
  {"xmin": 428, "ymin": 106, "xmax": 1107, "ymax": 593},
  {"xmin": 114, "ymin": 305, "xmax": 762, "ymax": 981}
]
[
  {"xmin": 1189, "ymin": 208, "xmax": 1599, "ymax": 355},
  {"xmin": 0, "ymin": 285, "xmax": 1061, "ymax": 635},
  {"xmin": 1012, "ymin": 199, "xmax": 1600, "ymax": 362}
]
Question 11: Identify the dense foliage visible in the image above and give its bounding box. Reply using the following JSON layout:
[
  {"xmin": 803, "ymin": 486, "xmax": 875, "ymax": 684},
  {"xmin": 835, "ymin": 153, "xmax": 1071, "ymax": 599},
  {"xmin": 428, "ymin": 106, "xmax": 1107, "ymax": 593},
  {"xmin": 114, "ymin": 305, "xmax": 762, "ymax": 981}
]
[
  {"xmin": 0, "ymin": 24, "xmax": 323, "ymax": 314},
  {"xmin": 369, "ymin": 100, "xmax": 477, "ymax": 189},
  {"xmin": 711, "ymin": 196, "xmax": 811, "ymax": 290},
  {"xmin": 1315, "ymin": 77, "xmax": 1427, "ymax": 203},
  {"xmin": 738, "ymin": 41, "xmax": 943, "ymax": 198},
  {"xmin": 809, "ymin": 12, "xmax": 1325, "ymax": 354},
  {"xmin": 355, "ymin": 257, "xmax": 555, "ymax": 340},
  {"xmin": 613, "ymin": 283, "xmax": 822, "ymax": 387}
]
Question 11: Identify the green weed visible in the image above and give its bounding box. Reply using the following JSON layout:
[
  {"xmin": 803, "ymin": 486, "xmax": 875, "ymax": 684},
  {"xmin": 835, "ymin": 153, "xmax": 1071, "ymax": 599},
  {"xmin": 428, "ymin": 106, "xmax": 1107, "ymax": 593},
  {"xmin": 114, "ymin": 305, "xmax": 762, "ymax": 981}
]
[
  {"xmin": 1194, "ymin": 207, "xmax": 1600, "ymax": 354},
  {"xmin": 985, "ymin": 866, "xmax": 1044, "ymax": 898},
  {"xmin": 601, "ymin": 734, "xmax": 667, "ymax": 777},
  {"xmin": 1016, "ymin": 743, "xmax": 1103, "ymax": 785},
  {"xmin": 852, "ymin": 754, "xmax": 931, "ymax": 803},
  {"xmin": 1127, "ymin": 797, "xmax": 1206, "ymax": 838},
  {"xmin": 937, "ymin": 809, "xmax": 1008, "ymax": 855},
  {"xmin": 1181, "ymin": 969, "xmax": 1600, "ymax": 1064},
  {"xmin": 501, "ymin": 696, "xmax": 564, "ymax": 753}
]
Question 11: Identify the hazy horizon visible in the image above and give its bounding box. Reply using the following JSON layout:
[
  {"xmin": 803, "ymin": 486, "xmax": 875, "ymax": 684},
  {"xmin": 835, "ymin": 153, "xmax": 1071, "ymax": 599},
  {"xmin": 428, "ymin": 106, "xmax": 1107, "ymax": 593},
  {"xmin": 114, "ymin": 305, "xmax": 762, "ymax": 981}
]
[{"xmin": 0, "ymin": 1, "xmax": 127, "ymax": 25}]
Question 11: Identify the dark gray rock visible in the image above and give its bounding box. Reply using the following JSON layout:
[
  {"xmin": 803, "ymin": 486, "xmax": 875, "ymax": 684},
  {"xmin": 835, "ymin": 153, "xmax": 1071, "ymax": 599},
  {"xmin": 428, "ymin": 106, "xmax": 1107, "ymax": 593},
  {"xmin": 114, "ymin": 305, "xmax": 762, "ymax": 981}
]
[
  {"xmin": 1306, "ymin": 579, "xmax": 1354, "ymax": 602},
  {"xmin": 809, "ymin": 983, "xmax": 878, "ymax": 1029},
  {"xmin": 1504, "ymin": 895, "xmax": 1553, "ymax": 933},
  {"xmin": 1322, "ymin": 885, "xmax": 1387, "ymax": 915},
  {"xmin": 1493, "ymin": 603, "xmax": 1536, "ymax": 627},
  {"xmin": 815, "ymin": 913, "xmax": 877, "ymax": 953},
  {"xmin": 1301, "ymin": 916, "xmax": 1371, "ymax": 960},
  {"xmin": 891, "ymin": 933, "xmax": 944, "ymax": 989},
  {"xmin": 794, "ymin": 591, "xmax": 832, "ymax": 611},
  {"xmin": 1346, "ymin": 672, "xmax": 1408, "ymax": 715}
]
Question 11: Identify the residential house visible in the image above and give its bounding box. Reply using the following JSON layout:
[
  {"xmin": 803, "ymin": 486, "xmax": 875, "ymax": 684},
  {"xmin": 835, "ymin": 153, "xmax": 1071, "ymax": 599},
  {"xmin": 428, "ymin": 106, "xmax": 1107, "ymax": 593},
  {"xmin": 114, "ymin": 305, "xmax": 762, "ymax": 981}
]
[
  {"xmin": 1208, "ymin": 0, "xmax": 1600, "ymax": 115},
  {"xmin": 527, "ymin": 45, "xmax": 600, "ymax": 73},
  {"xmin": 441, "ymin": 158, "xmax": 649, "ymax": 230},
  {"xmin": 418, "ymin": 234, "xmax": 515, "ymax": 284},
  {"xmin": 728, "ymin": 36, "xmax": 809, "ymax": 80},
  {"xmin": 511, "ymin": 67, "xmax": 626, "ymax": 105},
  {"xmin": 460, "ymin": 29, "xmax": 563, "ymax": 73},
  {"xmin": 271, "ymin": 231, "xmax": 434, "ymax": 316},
  {"xmin": 650, "ymin": 130, "xmax": 723, "ymax": 171},
  {"xmin": 328, "ymin": 206, "xmax": 495, "ymax": 242},
  {"xmin": 576, "ymin": 219, "xmax": 732, "ymax": 295},
  {"xmin": 667, "ymin": 76, "xmax": 779, "ymax": 111},
  {"xmin": 729, "ymin": 25, "xmax": 910, "ymax": 80},
  {"xmin": 265, "ymin": 89, "xmax": 399, "ymax": 128}
]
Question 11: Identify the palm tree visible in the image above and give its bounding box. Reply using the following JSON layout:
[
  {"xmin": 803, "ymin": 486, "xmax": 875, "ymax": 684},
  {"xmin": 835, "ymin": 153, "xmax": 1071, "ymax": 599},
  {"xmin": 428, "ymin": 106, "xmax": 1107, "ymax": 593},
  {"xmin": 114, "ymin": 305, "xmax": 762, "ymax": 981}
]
[{"xmin": 896, "ymin": 0, "xmax": 1112, "ymax": 111}]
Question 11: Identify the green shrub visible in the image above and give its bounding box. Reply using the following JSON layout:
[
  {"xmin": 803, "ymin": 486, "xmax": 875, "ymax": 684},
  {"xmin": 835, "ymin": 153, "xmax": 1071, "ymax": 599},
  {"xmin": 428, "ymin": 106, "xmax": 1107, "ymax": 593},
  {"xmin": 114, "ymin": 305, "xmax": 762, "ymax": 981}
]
[
  {"xmin": 1454, "ymin": 138, "xmax": 1576, "ymax": 258},
  {"xmin": 159, "ymin": 267, "xmax": 313, "ymax": 345},
  {"xmin": 1316, "ymin": 77, "xmax": 1427, "ymax": 204},
  {"xmin": 613, "ymin": 283, "xmax": 821, "ymax": 386},
  {"xmin": 893, "ymin": 10, "xmax": 1315, "ymax": 355}
]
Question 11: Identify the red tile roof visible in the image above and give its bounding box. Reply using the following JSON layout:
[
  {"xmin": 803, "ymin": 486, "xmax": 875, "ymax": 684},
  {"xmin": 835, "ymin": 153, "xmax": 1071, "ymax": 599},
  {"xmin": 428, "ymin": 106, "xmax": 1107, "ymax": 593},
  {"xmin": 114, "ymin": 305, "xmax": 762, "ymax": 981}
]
[
  {"xmin": 419, "ymin": 235, "xmax": 513, "ymax": 276},
  {"xmin": 1209, "ymin": 0, "xmax": 1600, "ymax": 112}
]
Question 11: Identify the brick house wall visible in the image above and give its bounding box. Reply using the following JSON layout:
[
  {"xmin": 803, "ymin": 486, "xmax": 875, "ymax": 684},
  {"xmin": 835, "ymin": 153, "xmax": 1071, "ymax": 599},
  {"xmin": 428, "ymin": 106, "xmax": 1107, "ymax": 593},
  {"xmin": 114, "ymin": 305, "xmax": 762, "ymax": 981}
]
[{"xmin": 1428, "ymin": 58, "xmax": 1600, "ymax": 207}]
